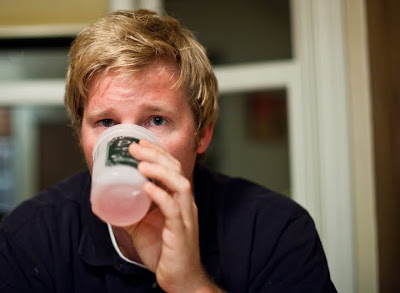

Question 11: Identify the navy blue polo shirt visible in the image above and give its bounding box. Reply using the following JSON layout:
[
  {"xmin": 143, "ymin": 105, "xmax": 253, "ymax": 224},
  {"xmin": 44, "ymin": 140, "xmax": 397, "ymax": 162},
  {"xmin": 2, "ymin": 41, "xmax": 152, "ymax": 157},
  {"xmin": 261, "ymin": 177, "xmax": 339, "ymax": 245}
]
[{"xmin": 0, "ymin": 166, "xmax": 336, "ymax": 292}]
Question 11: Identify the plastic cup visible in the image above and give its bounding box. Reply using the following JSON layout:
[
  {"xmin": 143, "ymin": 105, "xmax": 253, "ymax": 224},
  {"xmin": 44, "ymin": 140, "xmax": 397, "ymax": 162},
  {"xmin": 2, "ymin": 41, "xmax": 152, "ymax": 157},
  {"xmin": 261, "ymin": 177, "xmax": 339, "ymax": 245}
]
[{"xmin": 90, "ymin": 124, "xmax": 160, "ymax": 226}]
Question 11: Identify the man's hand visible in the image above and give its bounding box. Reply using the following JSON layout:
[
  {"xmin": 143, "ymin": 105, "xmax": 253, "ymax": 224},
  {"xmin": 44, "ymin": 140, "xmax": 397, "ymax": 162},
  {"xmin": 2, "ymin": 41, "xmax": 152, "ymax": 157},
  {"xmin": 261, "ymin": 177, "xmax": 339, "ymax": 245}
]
[{"xmin": 119, "ymin": 139, "xmax": 222, "ymax": 293}]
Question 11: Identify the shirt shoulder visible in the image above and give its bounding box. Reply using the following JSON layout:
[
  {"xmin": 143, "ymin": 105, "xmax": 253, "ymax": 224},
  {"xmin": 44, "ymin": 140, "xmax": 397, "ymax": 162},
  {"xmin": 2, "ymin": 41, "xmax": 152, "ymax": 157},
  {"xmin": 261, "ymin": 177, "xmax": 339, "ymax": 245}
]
[
  {"xmin": 0, "ymin": 171, "xmax": 92, "ymax": 291},
  {"xmin": 1, "ymin": 170, "xmax": 91, "ymax": 238},
  {"xmin": 194, "ymin": 164, "xmax": 305, "ymax": 221}
]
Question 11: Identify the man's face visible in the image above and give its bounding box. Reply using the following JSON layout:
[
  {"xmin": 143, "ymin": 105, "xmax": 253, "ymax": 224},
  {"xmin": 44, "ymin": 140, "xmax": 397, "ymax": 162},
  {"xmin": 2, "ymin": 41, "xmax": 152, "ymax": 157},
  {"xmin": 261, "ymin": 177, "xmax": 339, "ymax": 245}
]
[{"xmin": 80, "ymin": 59, "xmax": 211, "ymax": 183}]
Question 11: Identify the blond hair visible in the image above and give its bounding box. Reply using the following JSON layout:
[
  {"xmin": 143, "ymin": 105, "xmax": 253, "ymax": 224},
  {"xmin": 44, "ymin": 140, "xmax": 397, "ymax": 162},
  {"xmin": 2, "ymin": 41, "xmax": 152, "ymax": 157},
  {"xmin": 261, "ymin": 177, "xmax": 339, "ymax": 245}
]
[{"xmin": 65, "ymin": 9, "xmax": 218, "ymax": 143}]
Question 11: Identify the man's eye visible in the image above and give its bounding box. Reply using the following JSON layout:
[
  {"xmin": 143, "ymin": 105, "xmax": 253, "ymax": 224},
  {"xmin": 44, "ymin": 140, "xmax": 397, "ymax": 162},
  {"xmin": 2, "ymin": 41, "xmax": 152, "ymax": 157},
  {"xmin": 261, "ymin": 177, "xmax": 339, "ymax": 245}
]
[
  {"xmin": 149, "ymin": 117, "xmax": 165, "ymax": 126},
  {"xmin": 98, "ymin": 119, "xmax": 115, "ymax": 127}
]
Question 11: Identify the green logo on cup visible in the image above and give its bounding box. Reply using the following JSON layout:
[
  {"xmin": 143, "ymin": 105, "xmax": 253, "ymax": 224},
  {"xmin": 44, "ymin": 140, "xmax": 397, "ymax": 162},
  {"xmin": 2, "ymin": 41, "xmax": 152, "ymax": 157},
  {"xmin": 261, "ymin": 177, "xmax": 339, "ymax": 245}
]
[{"xmin": 107, "ymin": 136, "xmax": 139, "ymax": 168}]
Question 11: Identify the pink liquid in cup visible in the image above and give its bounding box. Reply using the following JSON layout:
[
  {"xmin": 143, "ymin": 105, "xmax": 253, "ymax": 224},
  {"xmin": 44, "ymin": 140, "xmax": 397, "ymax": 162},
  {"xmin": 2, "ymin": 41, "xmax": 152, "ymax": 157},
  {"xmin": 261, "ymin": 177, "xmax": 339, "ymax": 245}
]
[{"xmin": 91, "ymin": 182, "xmax": 151, "ymax": 226}]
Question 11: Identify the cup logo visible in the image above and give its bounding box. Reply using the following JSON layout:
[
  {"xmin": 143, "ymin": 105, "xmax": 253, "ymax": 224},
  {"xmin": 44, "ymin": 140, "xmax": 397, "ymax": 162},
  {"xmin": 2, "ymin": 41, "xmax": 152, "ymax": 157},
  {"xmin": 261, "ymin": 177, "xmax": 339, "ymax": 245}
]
[{"xmin": 106, "ymin": 136, "xmax": 139, "ymax": 168}]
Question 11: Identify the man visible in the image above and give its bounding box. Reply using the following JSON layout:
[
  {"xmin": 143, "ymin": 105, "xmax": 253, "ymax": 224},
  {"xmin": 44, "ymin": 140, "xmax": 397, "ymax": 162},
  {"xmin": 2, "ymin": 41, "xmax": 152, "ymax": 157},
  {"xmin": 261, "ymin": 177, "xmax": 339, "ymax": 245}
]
[{"xmin": 0, "ymin": 9, "xmax": 336, "ymax": 292}]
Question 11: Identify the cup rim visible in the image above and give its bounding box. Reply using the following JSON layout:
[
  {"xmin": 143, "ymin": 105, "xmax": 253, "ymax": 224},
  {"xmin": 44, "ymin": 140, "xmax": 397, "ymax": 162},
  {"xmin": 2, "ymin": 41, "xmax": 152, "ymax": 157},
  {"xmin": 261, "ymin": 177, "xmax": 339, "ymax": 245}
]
[{"xmin": 92, "ymin": 124, "xmax": 160, "ymax": 160}]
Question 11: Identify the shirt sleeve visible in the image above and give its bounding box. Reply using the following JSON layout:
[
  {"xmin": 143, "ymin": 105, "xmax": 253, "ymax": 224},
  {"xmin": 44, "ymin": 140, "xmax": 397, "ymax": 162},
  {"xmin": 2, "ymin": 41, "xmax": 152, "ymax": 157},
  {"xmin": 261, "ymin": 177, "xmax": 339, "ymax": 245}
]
[{"xmin": 248, "ymin": 209, "xmax": 337, "ymax": 293}]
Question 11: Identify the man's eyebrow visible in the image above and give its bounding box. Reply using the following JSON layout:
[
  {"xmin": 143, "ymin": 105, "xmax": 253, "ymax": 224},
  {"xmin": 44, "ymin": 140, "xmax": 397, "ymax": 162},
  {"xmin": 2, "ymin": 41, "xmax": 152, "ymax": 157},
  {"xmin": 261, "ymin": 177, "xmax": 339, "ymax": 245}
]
[
  {"xmin": 86, "ymin": 109, "xmax": 114, "ymax": 121},
  {"xmin": 142, "ymin": 104, "xmax": 174, "ymax": 114},
  {"xmin": 86, "ymin": 104, "xmax": 176, "ymax": 120}
]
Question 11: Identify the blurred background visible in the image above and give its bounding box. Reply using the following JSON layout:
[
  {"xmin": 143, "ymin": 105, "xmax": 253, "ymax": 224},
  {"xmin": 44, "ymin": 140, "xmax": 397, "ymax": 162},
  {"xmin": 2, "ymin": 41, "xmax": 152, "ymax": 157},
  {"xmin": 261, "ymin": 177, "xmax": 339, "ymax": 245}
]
[{"xmin": 0, "ymin": 0, "xmax": 398, "ymax": 292}]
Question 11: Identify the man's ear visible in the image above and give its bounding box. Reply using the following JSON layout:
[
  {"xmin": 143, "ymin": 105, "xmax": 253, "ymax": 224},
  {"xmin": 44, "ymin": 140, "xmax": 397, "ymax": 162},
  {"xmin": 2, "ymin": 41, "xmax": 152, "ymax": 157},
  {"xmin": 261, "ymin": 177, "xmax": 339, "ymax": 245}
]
[{"xmin": 196, "ymin": 124, "xmax": 214, "ymax": 154}]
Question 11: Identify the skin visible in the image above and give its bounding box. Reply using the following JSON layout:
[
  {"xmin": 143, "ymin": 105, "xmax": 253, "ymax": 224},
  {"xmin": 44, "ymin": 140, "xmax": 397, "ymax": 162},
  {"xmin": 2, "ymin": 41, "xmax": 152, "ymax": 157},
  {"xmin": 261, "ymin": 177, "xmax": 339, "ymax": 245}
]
[{"xmin": 80, "ymin": 59, "xmax": 223, "ymax": 292}]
